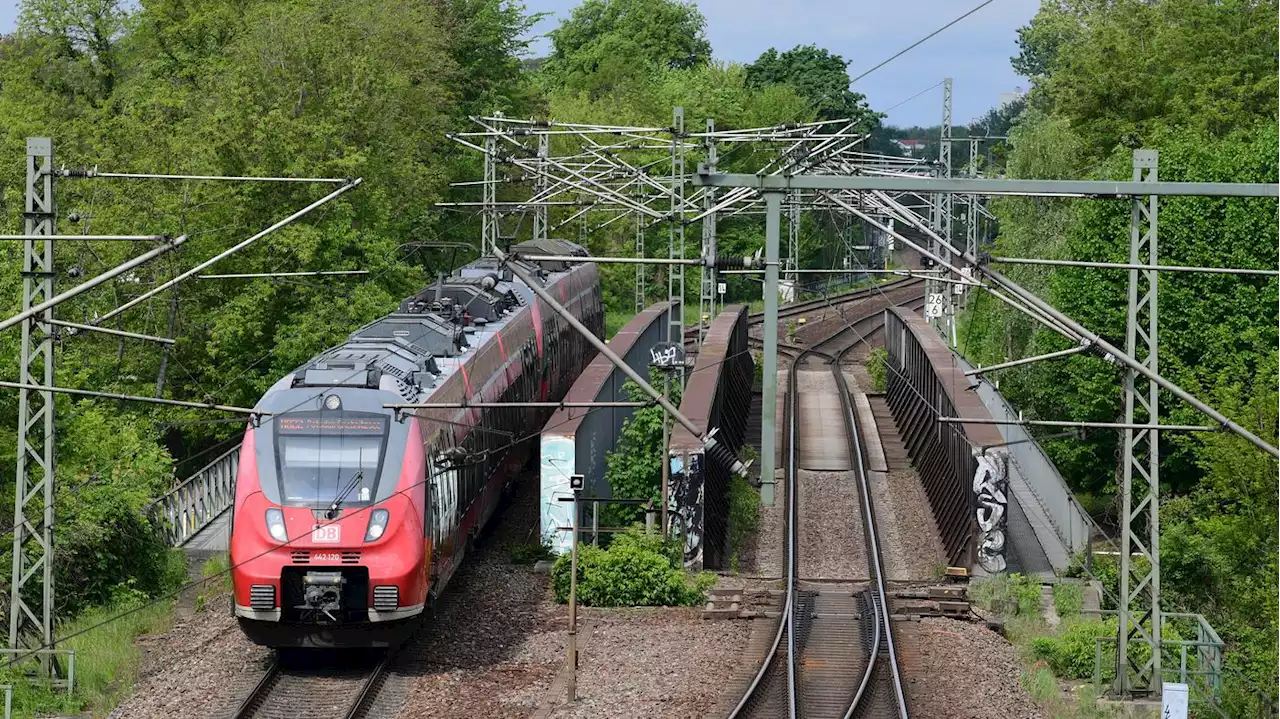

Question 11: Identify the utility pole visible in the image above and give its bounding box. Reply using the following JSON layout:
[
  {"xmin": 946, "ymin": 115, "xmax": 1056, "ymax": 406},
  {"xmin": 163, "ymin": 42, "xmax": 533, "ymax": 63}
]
[
  {"xmin": 787, "ymin": 190, "xmax": 801, "ymax": 302},
  {"xmin": 533, "ymin": 131, "xmax": 549, "ymax": 243},
  {"xmin": 938, "ymin": 77, "xmax": 955, "ymax": 345},
  {"xmin": 635, "ymin": 209, "xmax": 645, "ymax": 312},
  {"xmin": 660, "ymin": 372, "xmax": 670, "ymax": 535},
  {"xmin": 668, "ymin": 107, "xmax": 686, "ymax": 372},
  {"xmin": 698, "ymin": 118, "xmax": 718, "ymax": 344},
  {"xmin": 565, "ymin": 474, "xmax": 583, "ymax": 702},
  {"xmin": 966, "ymin": 136, "xmax": 980, "ymax": 260},
  {"xmin": 758, "ymin": 192, "xmax": 782, "ymax": 507},
  {"xmin": 482, "ymin": 115, "xmax": 499, "ymax": 256},
  {"xmin": 635, "ymin": 209, "xmax": 645, "ymax": 313},
  {"xmin": 10, "ymin": 138, "xmax": 57, "ymax": 667},
  {"xmin": 1118, "ymin": 149, "xmax": 1161, "ymax": 697}
]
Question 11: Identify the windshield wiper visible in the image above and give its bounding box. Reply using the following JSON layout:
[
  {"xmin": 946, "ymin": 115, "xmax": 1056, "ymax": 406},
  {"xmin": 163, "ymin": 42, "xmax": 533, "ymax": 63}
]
[{"xmin": 325, "ymin": 469, "xmax": 363, "ymax": 520}]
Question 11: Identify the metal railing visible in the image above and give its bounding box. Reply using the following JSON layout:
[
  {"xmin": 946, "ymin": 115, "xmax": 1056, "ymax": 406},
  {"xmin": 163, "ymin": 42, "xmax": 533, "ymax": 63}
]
[
  {"xmin": 149, "ymin": 445, "xmax": 240, "ymax": 546},
  {"xmin": 1093, "ymin": 611, "xmax": 1225, "ymax": 712},
  {"xmin": 0, "ymin": 648, "xmax": 75, "ymax": 694},
  {"xmin": 952, "ymin": 353, "xmax": 1092, "ymax": 564}
]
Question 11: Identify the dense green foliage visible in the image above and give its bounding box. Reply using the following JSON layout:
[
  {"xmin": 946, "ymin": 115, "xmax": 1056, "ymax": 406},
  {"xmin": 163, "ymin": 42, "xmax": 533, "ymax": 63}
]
[
  {"xmin": 1031, "ymin": 618, "xmax": 1122, "ymax": 681},
  {"xmin": 0, "ymin": 0, "xmax": 543, "ymax": 637},
  {"xmin": 600, "ymin": 370, "xmax": 680, "ymax": 527},
  {"xmin": 744, "ymin": 45, "xmax": 878, "ymax": 129},
  {"xmin": 865, "ymin": 346, "xmax": 888, "ymax": 393},
  {"xmin": 542, "ymin": 0, "xmax": 710, "ymax": 96},
  {"xmin": 550, "ymin": 527, "xmax": 713, "ymax": 606},
  {"xmin": 725, "ymin": 464, "xmax": 759, "ymax": 572},
  {"xmin": 961, "ymin": 0, "xmax": 1278, "ymax": 708}
]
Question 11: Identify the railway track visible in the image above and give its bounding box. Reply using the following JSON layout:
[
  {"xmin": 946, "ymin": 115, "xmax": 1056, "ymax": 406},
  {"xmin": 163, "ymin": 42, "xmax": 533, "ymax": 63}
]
[
  {"xmin": 231, "ymin": 651, "xmax": 390, "ymax": 719},
  {"xmin": 684, "ymin": 272, "xmax": 926, "ymax": 347},
  {"xmin": 729, "ymin": 285, "xmax": 918, "ymax": 719}
]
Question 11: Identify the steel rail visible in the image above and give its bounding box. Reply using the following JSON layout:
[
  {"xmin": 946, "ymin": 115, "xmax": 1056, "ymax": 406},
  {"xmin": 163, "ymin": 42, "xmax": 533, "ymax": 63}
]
[
  {"xmin": 727, "ymin": 298, "xmax": 919, "ymax": 719},
  {"xmin": 834, "ymin": 331, "xmax": 909, "ymax": 719},
  {"xmin": 232, "ymin": 654, "xmax": 390, "ymax": 719},
  {"xmin": 231, "ymin": 659, "xmax": 280, "ymax": 718},
  {"xmin": 685, "ymin": 273, "xmax": 926, "ymax": 346}
]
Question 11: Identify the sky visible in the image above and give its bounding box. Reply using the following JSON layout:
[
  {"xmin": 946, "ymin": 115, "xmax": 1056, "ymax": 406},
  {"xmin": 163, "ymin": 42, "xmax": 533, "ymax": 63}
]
[
  {"xmin": 0, "ymin": 0, "xmax": 1037, "ymax": 127},
  {"xmin": 525, "ymin": 0, "xmax": 1037, "ymax": 127}
]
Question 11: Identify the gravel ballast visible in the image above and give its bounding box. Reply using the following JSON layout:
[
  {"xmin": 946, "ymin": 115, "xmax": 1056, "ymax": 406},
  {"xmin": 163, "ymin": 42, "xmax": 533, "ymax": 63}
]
[
  {"xmin": 542, "ymin": 608, "xmax": 750, "ymax": 719},
  {"xmin": 895, "ymin": 617, "xmax": 1046, "ymax": 719},
  {"xmin": 796, "ymin": 469, "xmax": 867, "ymax": 580},
  {"xmin": 107, "ymin": 592, "xmax": 269, "ymax": 719}
]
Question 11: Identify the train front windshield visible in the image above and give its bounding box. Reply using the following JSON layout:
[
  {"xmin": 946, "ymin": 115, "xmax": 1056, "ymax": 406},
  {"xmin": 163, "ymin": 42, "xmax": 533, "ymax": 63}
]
[{"xmin": 273, "ymin": 412, "xmax": 389, "ymax": 508}]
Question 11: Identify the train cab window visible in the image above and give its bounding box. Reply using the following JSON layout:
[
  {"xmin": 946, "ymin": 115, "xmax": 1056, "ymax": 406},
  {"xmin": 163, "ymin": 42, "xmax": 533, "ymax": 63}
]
[{"xmin": 274, "ymin": 412, "xmax": 389, "ymax": 508}]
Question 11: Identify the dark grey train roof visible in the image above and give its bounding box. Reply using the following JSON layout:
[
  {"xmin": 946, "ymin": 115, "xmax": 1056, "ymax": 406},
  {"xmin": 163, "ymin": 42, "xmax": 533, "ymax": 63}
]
[{"xmin": 259, "ymin": 240, "xmax": 589, "ymax": 406}]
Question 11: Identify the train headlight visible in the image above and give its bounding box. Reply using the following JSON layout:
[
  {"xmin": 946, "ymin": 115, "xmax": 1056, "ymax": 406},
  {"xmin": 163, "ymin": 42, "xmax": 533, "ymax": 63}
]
[
  {"xmin": 265, "ymin": 508, "xmax": 287, "ymax": 543},
  {"xmin": 323, "ymin": 394, "xmax": 342, "ymax": 411},
  {"xmin": 364, "ymin": 509, "xmax": 390, "ymax": 542}
]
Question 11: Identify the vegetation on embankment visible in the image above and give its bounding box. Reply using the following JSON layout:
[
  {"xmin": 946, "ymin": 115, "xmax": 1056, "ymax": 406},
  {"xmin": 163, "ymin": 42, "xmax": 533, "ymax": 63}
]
[
  {"xmin": 971, "ymin": 574, "xmax": 1109, "ymax": 718},
  {"xmin": 551, "ymin": 528, "xmax": 715, "ymax": 607},
  {"xmin": 959, "ymin": 1, "xmax": 1278, "ymax": 712}
]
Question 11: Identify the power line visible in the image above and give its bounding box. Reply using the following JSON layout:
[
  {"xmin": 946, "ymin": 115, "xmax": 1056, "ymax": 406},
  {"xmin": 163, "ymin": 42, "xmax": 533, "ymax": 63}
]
[
  {"xmin": 849, "ymin": 0, "xmax": 998, "ymax": 86},
  {"xmin": 880, "ymin": 80, "xmax": 946, "ymax": 116}
]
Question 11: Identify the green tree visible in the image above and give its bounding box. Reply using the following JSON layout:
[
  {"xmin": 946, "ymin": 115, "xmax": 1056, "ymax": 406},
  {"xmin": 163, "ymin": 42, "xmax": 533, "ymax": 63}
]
[
  {"xmin": 18, "ymin": 0, "xmax": 129, "ymax": 101},
  {"xmin": 964, "ymin": 0, "xmax": 1279, "ymax": 706},
  {"xmin": 601, "ymin": 369, "xmax": 682, "ymax": 526},
  {"xmin": 541, "ymin": 0, "xmax": 711, "ymax": 96},
  {"xmin": 745, "ymin": 44, "xmax": 880, "ymax": 129}
]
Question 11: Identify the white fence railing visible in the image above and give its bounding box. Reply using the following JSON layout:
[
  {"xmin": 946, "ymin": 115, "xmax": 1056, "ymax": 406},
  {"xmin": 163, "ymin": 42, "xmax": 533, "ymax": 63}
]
[{"xmin": 149, "ymin": 445, "xmax": 240, "ymax": 547}]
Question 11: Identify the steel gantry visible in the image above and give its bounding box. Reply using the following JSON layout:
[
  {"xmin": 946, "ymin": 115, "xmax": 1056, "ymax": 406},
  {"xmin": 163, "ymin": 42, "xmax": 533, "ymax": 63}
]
[
  {"xmin": 694, "ymin": 160, "xmax": 1278, "ymax": 706},
  {"xmin": 449, "ymin": 113, "xmax": 929, "ymax": 506},
  {"xmin": 11, "ymin": 138, "xmax": 57, "ymax": 667},
  {"xmin": 1118, "ymin": 149, "xmax": 1160, "ymax": 695},
  {"xmin": 934, "ymin": 77, "xmax": 955, "ymax": 345}
]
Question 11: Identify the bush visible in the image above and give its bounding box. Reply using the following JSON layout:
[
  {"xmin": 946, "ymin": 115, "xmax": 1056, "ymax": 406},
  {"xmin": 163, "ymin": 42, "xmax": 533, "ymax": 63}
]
[
  {"xmin": 866, "ymin": 347, "xmax": 889, "ymax": 392},
  {"xmin": 1053, "ymin": 582, "xmax": 1084, "ymax": 618},
  {"xmin": 550, "ymin": 528, "xmax": 712, "ymax": 607},
  {"xmin": 972, "ymin": 573, "xmax": 1043, "ymax": 617},
  {"xmin": 600, "ymin": 370, "xmax": 682, "ymax": 528},
  {"xmin": 1030, "ymin": 618, "xmax": 1119, "ymax": 680},
  {"xmin": 726, "ymin": 472, "xmax": 759, "ymax": 572}
]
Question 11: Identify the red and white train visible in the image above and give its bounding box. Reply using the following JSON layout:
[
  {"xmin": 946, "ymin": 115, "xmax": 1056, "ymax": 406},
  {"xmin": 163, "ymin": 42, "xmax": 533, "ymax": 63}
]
[{"xmin": 229, "ymin": 240, "xmax": 602, "ymax": 648}]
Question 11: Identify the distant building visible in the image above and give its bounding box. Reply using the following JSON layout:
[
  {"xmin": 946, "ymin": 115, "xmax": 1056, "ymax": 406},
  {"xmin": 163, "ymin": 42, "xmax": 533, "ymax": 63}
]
[
  {"xmin": 892, "ymin": 138, "xmax": 928, "ymax": 156},
  {"xmin": 998, "ymin": 87, "xmax": 1024, "ymax": 109}
]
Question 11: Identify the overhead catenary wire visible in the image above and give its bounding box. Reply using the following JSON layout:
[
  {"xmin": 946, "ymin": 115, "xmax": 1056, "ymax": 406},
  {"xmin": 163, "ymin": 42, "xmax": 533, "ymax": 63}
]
[
  {"xmin": 879, "ymin": 80, "xmax": 947, "ymax": 116},
  {"xmin": 848, "ymin": 0, "xmax": 998, "ymax": 86}
]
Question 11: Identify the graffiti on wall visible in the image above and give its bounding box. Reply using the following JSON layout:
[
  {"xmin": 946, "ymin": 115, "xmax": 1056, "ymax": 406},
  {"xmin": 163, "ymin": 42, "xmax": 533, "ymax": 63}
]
[
  {"xmin": 667, "ymin": 452, "xmax": 704, "ymax": 569},
  {"xmin": 972, "ymin": 449, "xmax": 1009, "ymax": 573},
  {"xmin": 540, "ymin": 435, "xmax": 576, "ymax": 556}
]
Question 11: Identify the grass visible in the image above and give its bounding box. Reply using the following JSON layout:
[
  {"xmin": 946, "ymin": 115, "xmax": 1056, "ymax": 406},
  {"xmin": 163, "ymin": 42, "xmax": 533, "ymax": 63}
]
[
  {"xmin": 726, "ymin": 473, "xmax": 760, "ymax": 572},
  {"xmin": 194, "ymin": 552, "xmax": 233, "ymax": 612},
  {"xmin": 1053, "ymin": 581, "xmax": 1085, "ymax": 618},
  {"xmin": 974, "ymin": 575, "xmax": 1122, "ymax": 718},
  {"xmin": 4, "ymin": 589, "xmax": 177, "ymax": 718},
  {"xmin": 506, "ymin": 539, "xmax": 555, "ymax": 565}
]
